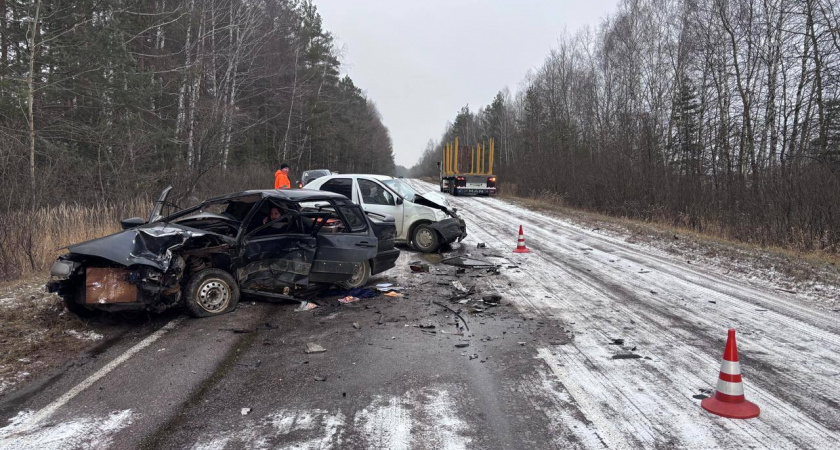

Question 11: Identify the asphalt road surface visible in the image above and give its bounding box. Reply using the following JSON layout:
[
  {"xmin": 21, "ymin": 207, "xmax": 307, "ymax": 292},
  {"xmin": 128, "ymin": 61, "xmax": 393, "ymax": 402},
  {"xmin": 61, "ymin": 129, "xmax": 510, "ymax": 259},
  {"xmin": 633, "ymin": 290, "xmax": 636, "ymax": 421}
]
[{"xmin": 1, "ymin": 179, "xmax": 839, "ymax": 449}]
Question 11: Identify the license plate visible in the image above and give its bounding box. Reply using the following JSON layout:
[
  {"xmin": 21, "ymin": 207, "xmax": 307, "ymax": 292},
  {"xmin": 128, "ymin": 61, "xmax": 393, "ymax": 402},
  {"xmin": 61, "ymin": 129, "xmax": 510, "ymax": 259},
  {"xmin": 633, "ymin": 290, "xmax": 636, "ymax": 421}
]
[{"xmin": 467, "ymin": 183, "xmax": 485, "ymax": 188}]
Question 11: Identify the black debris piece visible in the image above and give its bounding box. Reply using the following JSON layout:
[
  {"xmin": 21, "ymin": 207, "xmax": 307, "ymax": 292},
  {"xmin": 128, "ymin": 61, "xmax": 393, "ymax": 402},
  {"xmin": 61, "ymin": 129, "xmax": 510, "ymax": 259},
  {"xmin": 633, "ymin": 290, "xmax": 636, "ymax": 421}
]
[
  {"xmin": 610, "ymin": 339, "xmax": 625, "ymax": 345},
  {"xmin": 482, "ymin": 294, "xmax": 502, "ymax": 305},
  {"xmin": 441, "ymin": 256, "xmax": 496, "ymax": 269},
  {"xmin": 612, "ymin": 353, "xmax": 642, "ymax": 360},
  {"xmin": 409, "ymin": 261, "xmax": 430, "ymax": 272}
]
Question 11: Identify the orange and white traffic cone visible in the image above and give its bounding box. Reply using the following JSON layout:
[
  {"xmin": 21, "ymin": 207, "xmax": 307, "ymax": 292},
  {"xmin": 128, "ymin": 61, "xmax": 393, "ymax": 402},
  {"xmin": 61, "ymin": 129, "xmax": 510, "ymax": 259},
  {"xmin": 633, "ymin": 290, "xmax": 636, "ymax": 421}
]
[
  {"xmin": 701, "ymin": 329, "xmax": 760, "ymax": 419},
  {"xmin": 513, "ymin": 225, "xmax": 531, "ymax": 253}
]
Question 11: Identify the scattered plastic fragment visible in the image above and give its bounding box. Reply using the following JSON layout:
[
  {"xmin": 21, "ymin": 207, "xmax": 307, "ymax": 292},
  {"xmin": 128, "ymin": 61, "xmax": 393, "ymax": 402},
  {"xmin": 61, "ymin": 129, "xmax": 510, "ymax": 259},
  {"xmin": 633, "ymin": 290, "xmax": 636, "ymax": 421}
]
[
  {"xmin": 295, "ymin": 301, "xmax": 318, "ymax": 311},
  {"xmin": 241, "ymin": 408, "xmax": 251, "ymax": 416},
  {"xmin": 339, "ymin": 296, "xmax": 360, "ymax": 304},
  {"xmin": 305, "ymin": 343, "xmax": 326, "ymax": 354},
  {"xmin": 441, "ymin": 256, "xmax": 495, "ymax": 269},
  {"xmin": 384, "ymin": 291, "xmax": 403, "ymax": 298},
  {"xmin": 409, "ymin": 261, "xmax": 430, "ymax": 272},
  {"xmin": 352, "ymin": 322, "xmax": 361, "ymax": 329}
]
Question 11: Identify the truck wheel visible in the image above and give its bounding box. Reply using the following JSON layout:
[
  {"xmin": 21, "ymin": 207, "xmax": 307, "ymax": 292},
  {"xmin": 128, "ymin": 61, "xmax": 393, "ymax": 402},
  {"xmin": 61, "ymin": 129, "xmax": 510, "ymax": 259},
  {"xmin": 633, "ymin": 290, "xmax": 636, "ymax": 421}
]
[
  {"xmin": 184, "ymin": 268, "xmax": 240, "ymax": 318},
  {"xmin": 412, "ymin": 225, "xmax": 440, "ymax": 253},
  {"xmin": 339, "ymin": 260, "xmax": 371, "ymax": 289}
]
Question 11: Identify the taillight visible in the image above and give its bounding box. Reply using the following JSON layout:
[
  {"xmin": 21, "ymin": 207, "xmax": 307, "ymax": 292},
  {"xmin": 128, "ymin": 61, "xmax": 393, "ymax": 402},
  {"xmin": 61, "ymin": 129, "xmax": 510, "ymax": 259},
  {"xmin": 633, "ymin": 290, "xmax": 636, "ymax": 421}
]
[
  {"xmin": 488, "ymin": 177, "xmax": 496, "ymax": 182},
  {"xmin": 297, "ymin": 181, "xmax": 303, "ymax": 188}
]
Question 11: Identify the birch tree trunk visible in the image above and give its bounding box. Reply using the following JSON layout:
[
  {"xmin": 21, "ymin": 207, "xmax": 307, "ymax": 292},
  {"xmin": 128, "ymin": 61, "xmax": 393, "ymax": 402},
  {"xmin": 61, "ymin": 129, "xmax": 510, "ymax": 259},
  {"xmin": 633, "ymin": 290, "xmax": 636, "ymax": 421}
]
[{"xmin": 27, "ymin": 0, "xmax": 41, "ymax": 189}]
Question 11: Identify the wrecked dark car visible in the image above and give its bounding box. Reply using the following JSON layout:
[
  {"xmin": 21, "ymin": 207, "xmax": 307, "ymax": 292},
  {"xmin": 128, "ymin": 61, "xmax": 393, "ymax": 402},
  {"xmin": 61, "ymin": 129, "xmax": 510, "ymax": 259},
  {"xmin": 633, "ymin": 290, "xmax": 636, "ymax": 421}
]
[{"xmin": 47, "ymin": 187, "xmax": 400, "ymax": 318}]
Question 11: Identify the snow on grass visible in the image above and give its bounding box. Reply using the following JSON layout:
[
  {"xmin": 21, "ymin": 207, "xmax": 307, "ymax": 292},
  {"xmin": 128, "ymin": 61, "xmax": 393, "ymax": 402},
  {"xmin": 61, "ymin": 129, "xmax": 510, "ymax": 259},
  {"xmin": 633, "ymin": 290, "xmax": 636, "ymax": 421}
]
[
  {"xmin": 64, "ymin": 330, "xmax": 104, "ymax": 341},
  {"xmin": 0, "ymin": 409, "xmax": 134, "ymax": 450}
]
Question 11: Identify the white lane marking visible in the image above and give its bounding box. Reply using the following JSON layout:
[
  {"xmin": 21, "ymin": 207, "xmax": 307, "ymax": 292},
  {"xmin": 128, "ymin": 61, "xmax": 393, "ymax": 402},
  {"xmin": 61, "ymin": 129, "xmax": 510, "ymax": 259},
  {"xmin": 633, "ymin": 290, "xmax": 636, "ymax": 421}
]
[
  {"xmin": 536, "ymin": 348, "xmax": 630, "ymax": 450},
  {"xmin": 8, "ymin": 317, "xmax": 184, "ymax": 433}
]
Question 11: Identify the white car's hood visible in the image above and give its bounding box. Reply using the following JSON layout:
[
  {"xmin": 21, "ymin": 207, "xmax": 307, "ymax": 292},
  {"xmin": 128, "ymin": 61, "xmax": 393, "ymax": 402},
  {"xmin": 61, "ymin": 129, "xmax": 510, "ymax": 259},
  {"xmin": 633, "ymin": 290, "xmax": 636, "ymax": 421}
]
[{"xmin": 415, "ymin": 191, "xmax": 450, "ymax": 208}]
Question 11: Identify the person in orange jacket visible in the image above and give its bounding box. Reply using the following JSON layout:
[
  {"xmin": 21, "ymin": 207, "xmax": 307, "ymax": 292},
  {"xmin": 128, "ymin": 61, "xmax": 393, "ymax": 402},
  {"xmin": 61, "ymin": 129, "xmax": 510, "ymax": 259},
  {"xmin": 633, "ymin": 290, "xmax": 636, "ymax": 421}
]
[{"xmin": 274, "ymin": 163, "xmax": 291, "ymax": 190}]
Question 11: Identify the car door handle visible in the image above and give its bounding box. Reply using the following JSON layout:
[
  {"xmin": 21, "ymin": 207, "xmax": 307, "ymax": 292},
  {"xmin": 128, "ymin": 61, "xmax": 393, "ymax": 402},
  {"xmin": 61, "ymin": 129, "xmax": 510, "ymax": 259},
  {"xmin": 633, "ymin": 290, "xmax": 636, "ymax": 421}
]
[{"xmin": 355, "ymin": 241, "xmax": 376, "ymax": 248}]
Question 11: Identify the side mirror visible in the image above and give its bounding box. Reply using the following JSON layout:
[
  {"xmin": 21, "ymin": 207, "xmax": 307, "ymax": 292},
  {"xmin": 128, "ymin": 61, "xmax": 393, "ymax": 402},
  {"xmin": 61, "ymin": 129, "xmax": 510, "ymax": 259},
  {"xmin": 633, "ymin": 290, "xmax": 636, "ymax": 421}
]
[
  {"xmin": 436, "ymin": 162, "xmax": 441, "ymax": 168},
  {"xmin": 121, "ymin": 217, "xmax": 145, "ymax": 230},
  {"xmin": 396, "ymin": 197, "xmax": 404, "ymax": 205}
]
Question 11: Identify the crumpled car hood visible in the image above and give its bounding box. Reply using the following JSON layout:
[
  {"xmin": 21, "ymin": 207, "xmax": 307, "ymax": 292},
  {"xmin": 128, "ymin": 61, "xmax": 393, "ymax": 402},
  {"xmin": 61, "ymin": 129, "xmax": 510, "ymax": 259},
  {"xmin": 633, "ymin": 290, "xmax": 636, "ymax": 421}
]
[
  {"xmin": 414, "ymin": 192, "xmax": 455, "ymax": 215},
  {"xmin": 66, "ymin": 224, "xmax": 204, "ymax": 271}
]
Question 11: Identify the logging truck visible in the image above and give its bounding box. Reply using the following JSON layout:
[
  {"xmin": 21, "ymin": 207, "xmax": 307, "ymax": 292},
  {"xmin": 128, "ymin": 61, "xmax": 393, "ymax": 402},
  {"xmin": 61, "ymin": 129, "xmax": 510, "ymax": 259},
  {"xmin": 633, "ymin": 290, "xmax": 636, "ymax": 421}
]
[{"xmin": 437, "ymin": 137, "xmax": 497, "ymax": 196}]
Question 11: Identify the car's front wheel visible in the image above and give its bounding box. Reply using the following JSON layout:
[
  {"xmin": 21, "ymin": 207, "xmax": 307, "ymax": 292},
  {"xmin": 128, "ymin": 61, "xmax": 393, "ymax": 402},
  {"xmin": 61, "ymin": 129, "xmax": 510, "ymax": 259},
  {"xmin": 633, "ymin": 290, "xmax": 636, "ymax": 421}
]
[
  {"xmin": 412, "ymin": 224, "xmax": 440, "ymax": 253},
  {"xmin": 184, "ymin": 268, "xmax": 240, "ymax": 318},
  {"xmin": 339, "ymin": 260, "xmax": 371, "ymax": 289}
]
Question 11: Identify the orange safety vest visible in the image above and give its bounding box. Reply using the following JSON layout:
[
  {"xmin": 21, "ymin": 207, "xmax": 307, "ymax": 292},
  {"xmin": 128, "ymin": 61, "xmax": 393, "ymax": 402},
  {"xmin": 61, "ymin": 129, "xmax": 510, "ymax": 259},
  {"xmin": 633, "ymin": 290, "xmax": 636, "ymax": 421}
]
[{"xmin": 274, "ymin": 170, "xmax": 291, "ymax": 190}]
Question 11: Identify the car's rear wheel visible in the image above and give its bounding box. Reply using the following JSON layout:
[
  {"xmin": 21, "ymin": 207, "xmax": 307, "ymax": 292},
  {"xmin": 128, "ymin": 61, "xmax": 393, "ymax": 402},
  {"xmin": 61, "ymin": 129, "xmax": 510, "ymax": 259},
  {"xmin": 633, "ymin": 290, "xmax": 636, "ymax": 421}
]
[
  {"xmin": 184, "ymin": 268, "xmax": 239, "ymax": 318},
  {"xmin": 339, "ymin": 260, "xmax": 371, "ymax": 289},
  {"xmin": 412, "ymin": 225, "xmax": 440, "ymax": 253}
]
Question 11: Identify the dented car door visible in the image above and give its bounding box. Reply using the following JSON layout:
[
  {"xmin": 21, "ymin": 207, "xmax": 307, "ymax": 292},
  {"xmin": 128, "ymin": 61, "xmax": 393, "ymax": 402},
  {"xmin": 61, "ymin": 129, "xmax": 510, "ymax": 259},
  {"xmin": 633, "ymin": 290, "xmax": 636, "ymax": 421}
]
[
  {"xmin": 236, "ymin": 205, "xmax": 317, "ymax": 292},
  {"xmin": 309, "ymin": 202, "xmax": 379, "ymax": 285}
]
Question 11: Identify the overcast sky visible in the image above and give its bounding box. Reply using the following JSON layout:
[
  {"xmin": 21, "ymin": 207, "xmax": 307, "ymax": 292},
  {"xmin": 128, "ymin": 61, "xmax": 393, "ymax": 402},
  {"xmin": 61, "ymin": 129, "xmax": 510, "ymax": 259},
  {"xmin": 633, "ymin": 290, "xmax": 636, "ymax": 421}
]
[{"xmin": 315, "ymin": 0, "xmax": 619, "ymax": 167}]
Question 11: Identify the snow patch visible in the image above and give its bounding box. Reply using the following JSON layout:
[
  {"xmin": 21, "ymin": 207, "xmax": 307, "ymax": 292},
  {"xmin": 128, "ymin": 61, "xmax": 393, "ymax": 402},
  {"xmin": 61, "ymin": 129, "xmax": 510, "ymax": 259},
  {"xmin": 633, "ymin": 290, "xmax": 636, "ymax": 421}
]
[
  {"xmin": 354, "ymin": 395, "xmax": 413, "ymax": 450},
  {"xmin": 0, "ymin": 409, "xmax": 134, "ymax": 450},
  {"xmin": 65, "ymin": 330, "xmax": 104, "ymax": 341},
  {"xmin": 190, "ymin": 409, "xmax": 345, "ymax": 450}
]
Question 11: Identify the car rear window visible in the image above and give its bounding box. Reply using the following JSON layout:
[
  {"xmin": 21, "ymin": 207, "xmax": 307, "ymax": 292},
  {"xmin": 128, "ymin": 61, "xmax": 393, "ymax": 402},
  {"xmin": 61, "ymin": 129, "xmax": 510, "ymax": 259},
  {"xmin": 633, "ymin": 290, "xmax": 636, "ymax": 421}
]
[{"xmin": 337, "ymin": 205, "xmax": 368, "ymax": 232}]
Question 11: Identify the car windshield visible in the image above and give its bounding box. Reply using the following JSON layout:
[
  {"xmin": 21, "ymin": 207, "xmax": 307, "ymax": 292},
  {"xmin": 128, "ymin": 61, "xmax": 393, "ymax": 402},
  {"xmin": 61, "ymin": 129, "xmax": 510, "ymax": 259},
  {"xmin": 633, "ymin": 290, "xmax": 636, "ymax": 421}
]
[{"xmin": 381, "ymin": 179, "xmax": 416, "ymax": 202}]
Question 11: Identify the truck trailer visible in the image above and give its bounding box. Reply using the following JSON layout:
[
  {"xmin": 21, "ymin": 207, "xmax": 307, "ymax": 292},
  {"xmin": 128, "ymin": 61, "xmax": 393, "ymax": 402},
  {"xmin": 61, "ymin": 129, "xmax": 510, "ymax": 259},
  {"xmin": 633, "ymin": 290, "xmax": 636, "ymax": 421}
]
[{"xmin": 438, "ymin": 137, "xmax": 497, "ymax": 196}]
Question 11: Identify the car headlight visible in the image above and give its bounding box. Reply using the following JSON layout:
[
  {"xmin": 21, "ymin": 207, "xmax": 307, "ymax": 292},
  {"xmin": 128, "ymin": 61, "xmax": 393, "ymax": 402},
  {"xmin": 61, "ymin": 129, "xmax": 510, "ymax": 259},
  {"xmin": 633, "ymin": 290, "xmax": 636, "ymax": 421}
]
[
  {"xmin": 434, "ymin": 210, "xmax": 448, "ymax": 221},
  {"xmin": 50, "ymin": 259, "xmax": 79, "ymax": 278}
]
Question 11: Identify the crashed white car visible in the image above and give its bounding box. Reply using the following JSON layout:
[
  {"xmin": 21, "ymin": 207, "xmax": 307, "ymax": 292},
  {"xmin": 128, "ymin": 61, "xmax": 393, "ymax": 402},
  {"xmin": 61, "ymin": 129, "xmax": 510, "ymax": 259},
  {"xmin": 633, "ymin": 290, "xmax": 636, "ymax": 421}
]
[{"xmin": 305, "ymin": 175, "xmax": 467, "ymax": 253}]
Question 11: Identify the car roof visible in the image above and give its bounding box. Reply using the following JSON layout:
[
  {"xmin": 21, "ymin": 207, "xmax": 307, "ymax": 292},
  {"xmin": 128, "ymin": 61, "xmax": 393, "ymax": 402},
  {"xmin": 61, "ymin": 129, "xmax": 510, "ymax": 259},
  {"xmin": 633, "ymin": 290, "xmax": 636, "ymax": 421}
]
[
  {"xmin": 206, "ymin": 189, "xmax": 348, "ymax": 203},
  {"xmin": 315, "ymin": 174, "xmax": 395, "ymax": 182}
]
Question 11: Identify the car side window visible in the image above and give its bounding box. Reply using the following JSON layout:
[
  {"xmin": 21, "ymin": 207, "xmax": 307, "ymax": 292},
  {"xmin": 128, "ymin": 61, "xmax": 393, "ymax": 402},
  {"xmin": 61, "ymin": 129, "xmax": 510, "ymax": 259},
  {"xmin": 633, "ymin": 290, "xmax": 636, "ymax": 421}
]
[
  {"xmin": 358, "ymin": 179, "xmax": 395, "ymax": 206},
  {"xmin": 321, "ymin": 178, "xmax": 353, "ymax": 199}
]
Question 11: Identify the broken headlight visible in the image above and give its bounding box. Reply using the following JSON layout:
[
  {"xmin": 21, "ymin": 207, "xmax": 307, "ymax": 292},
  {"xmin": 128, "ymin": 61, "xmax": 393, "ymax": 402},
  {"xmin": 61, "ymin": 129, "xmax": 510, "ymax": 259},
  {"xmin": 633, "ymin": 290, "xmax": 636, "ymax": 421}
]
[{"xmin": 50, "ymin": 259, "xmax": 80, "ymax": 278}]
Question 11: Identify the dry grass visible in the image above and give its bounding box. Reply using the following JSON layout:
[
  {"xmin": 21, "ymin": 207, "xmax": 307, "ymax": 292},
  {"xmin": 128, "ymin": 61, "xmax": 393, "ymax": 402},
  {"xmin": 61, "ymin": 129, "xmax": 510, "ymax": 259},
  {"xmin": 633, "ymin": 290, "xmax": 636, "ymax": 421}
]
[
  {"xmin": 0, "ymin": 198, "xmax": 149, "ymax": 281},
  {"xmin": 505, "ymin": 192, "xmax": 840, "ymax": 268},
  {"xmin": 0, "ymin": 277, "xmax": 101, "ymax": 397}
]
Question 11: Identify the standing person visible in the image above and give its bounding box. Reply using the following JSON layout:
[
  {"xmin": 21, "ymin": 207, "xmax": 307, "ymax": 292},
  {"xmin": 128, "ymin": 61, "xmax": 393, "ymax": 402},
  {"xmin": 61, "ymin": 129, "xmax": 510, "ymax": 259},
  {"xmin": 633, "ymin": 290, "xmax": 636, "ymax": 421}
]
[{"xmin": 274, "ymin": 163, "xmax": 291, "ymax": 190}]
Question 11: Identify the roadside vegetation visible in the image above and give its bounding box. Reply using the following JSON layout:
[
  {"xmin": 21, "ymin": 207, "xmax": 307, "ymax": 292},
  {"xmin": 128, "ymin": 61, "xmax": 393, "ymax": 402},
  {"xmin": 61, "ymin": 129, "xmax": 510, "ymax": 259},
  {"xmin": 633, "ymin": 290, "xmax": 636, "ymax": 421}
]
[
  {"xmin": 412, "ymin": 0, "xmax": 840, "ymax": 258},
  {"xmin": 0, "ymin": 0, "xmax": 396, "ymax": 284}
]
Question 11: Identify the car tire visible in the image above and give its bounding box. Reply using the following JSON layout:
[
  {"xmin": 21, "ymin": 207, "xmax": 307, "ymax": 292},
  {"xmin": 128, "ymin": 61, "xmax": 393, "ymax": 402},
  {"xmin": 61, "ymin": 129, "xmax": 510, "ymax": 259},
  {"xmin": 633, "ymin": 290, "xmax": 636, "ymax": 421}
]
[
  {"xmin": 412, "ymin": 225, "xmax": 440, "ymax": 253},
  {"xmin": 339, "ymin": 260, "xmax": 371, "ymax": 289},
  {"xmin": 63, "ymin": 294, "xmax": 99, "ymax": 318},
  {"xmin": 184, "ymin": 268, "xmax": 240, "ymax": 318}
]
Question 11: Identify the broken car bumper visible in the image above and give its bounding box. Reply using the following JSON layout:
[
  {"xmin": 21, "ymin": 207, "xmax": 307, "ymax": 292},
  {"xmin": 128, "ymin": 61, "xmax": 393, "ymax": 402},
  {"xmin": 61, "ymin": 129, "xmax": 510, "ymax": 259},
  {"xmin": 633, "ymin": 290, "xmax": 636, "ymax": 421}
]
[{"xmin": 430, "ymin": 218, "xmax": 468, "ymax": 244}]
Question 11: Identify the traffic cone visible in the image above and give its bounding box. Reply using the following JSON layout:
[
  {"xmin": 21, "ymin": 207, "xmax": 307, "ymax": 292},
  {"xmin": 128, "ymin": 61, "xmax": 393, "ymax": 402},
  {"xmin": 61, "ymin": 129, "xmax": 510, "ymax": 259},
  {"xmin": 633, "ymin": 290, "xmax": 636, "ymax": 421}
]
[
  {"xmin": 701, "ymin": 329, "xmax": 760, "ymax": 419},
  {"xmin": 513, "ymin": 225, "xmax": 530, "ymax": 253}
]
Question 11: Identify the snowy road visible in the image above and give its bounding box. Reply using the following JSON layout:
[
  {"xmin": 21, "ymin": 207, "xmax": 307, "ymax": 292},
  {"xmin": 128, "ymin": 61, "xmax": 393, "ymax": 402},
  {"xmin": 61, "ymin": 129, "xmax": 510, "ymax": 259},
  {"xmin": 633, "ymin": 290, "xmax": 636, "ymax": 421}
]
[
  {"xmin": 1, "ymin": 179, "xmax": 839, "ymax": 449},
  {"xmin": 408, "ymin": 178, "xmax": 840, "ymax": 449}
]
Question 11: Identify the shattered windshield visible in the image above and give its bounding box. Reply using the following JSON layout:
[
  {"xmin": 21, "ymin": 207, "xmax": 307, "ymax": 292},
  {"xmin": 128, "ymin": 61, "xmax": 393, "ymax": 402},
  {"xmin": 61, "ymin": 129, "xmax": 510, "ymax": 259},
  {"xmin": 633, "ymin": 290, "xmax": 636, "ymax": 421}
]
[{"xmin": 382, "ymin": 179, "xmax": 416, "ymax": 202}]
